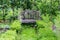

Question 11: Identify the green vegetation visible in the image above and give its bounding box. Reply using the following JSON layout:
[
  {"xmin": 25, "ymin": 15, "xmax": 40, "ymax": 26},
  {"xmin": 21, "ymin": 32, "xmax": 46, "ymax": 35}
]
[
  {"xmin": 20, "ymin": 27, "xmax": 37, "ymax": 40},
  {"xmin": 0, "ymin": 30, "xmax": 17, "ymax": 40},
  {"xmin": 0, "ymin": 15, "xmax": 57, "ymax": 40},
  {"xmin": 0, "ymin": 0, "xmax": 60, "ymax": 40},
  {"xmin": 10, "ymin": 20, "xmax": 21, "ymax": 30}
]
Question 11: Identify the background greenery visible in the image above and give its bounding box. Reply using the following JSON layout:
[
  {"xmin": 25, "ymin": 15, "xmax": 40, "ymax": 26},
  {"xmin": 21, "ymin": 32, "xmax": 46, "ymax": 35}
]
[{"xmin": 0, "ymin": 0, "xmax": 60, "ymax": 40}]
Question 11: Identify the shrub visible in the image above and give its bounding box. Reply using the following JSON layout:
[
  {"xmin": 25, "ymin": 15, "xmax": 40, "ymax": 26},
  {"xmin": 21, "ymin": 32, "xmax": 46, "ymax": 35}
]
[
  {"xmin": 21, "ymin": 27, "xmax": 37, "ymax": 40},
  {"xmin": 0, "ymin": 30, "xmax": 17, "ymax": 40},
  {"xmin": 36, "ymin": 20, "xmax": 52, "ymax": 28},
  {"xmin": 37, "ymin": 27, "xmax": 57, "ymax": 40},
  {"xmin": 0, "ymin": 9, "xmax": 3, "ymax": 20},
  {"xmin": 10, "ymin": 20, "xmax": 21, "ymax": 30}
]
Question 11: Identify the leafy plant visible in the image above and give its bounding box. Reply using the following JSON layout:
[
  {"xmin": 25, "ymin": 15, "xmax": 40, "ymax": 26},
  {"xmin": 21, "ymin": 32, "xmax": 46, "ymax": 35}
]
[
  {"xmin": 36, "ymin": 20, "xmax": 52, "ymax": 28},
  {"xmin": 21, "ymin": 27, "xmax": 37, "ymax": 40},
  {"xmin": 36, "ymin": 14, "xmax": 56, "ymax": 40},
  {"xmin": 5, "ymin": 8, "xmax": 13, "ymax": 19},
  {"xmin": 0, "ymin": 30, "xmax": 17, "ymax": 40},
  {"xmin": 10, "ymin": 20, "xmax": 21, "ymax": 30},
  {"xmin": 0, "ymin": 9, "xmax": 3, "ymax": 19},
  {"xmin": 41, "ymin": 14, "xmax": 50, "ymax": 22},
  {"xmin": 37, "ymin": 27, "xmax": 57, "ymax": 40}
]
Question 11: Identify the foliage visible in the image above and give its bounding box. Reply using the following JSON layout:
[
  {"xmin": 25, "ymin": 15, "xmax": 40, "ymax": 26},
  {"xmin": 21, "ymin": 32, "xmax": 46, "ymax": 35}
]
[
  {"xmin": 0, "ymin": 0, "xmax": 59, "ymax": 40},
  {"xmin": 36, "ymin": 14, "xmax": 56, "ymax": 40},
  {"xmin": 38, "ymin": 28, "xmax": 56, "ymax": 37},
  {"xmin": 54, "ymin": 14, "xmax": 60, "ymax": 27},
  {"xmin": 36, "ymin": 21, "xmax": 57, "ymax": 40},
  {"xmin": 41, "ymin": 14, "xmax": 50, "ymax": 22},
  {"xmin": 0, "ymin": 30, "xmax": 17, "ymax": 40},
  {"xmin": 0, "ymin": 0, "xmax": 59, "ymax": 15},
  {"xmin": 21, "ymin": 27, "xmax": 37, "ymax": 40},
  {"xmin": 0, "ymin": 0, "xmax": 59, "ymax": 20},
  {"xmin": 0, "ymin": 8, "xmax": 23, "ymax": 21},
  {"xmin": 0, "ymin": 23, "xmax": 5, "ymax": 28},
  {"xmin": 0, "ymin": 23, "xmax": 9, "ymax": 28},
  {"xmin": 39, "ymin": 37, "xmax": 56, "ymax": 40},
  {"xmin": 10, "ymin": 20, "xmax": 21, "ymax": 30},
  {"xmin": 54, "ymin": 14, "xmax": 60, "ymax": 40},
  {"xmin": 0, "ymin": 9, "xmax": 3, "ymax": 19},
  {"xmin": 5, "ymin": 8, "xmax": 13, "ymax": 19},
  {"xmin": 35, "ymin": 0, "xmax": 59, "ymax": 15},
  {"xmin": 36, "ymin": 14, "xmax": 53, "ymax": 28}
]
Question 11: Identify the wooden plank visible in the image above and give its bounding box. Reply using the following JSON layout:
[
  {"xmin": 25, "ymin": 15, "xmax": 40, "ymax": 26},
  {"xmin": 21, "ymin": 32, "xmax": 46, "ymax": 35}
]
[{"xmin": 21, "ymin": 19, "xmax": 36, "ymax": 23}]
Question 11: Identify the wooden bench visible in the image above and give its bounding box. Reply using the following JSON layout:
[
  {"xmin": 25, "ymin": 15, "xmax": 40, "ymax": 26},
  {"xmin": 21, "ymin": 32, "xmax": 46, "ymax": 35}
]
[{"xmin": 18, "ymin": 9, "xmax": 40, "ymax": 24}]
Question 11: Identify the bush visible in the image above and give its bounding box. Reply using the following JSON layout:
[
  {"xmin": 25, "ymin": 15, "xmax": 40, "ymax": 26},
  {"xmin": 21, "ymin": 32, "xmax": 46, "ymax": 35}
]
[
  {"xmin": 21, "ymin": 27, "xmax": 37, "ymax": 40},
  {"xmin": 36, "ymin": 14, "xmax": 53, "ymax": 28},
  {"xmin": 36, "ymin": 20, "xmax": 52, "ymax": 28},
  {"xmin": 0, "ymin": 9, "xmax": 3, "ymax": 19},
  {"xmin": 0, "ymin": 30, "xmax": 17, "ymax": 40},
  {"xmin": 5, "ymin": 8, "xmax": 13, "ymax": 20},
  {"xmin": 37, "ymin": 26, "xmax": 57, "ymax": 40},
  {"xmin": 36, "ymin": 14, "xmax": 57, "ymax": 40},
  {"xmin": 10, "ymin": 20, "xmax": 21, "ymax": 30}
]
